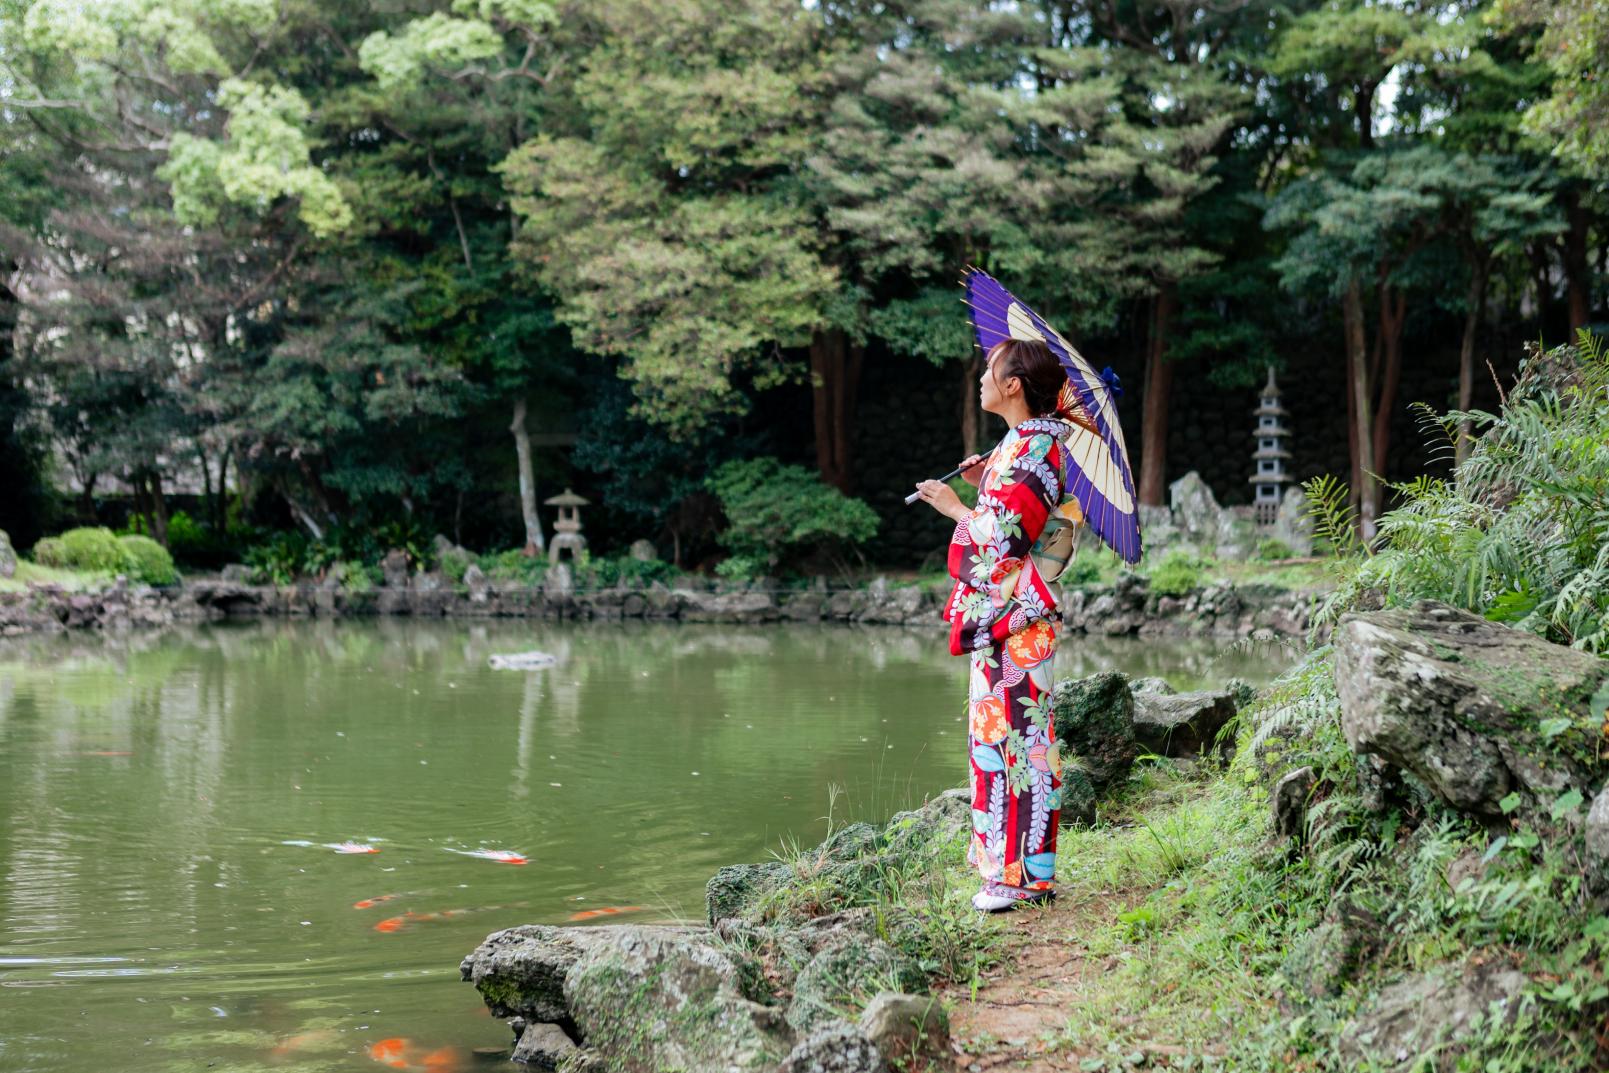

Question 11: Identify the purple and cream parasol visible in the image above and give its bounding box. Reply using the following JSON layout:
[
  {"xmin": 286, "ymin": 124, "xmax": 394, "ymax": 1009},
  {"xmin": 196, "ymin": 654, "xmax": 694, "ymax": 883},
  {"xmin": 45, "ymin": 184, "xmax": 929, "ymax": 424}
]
[{"xmin": 964, "ymin": 267, "xmax": 1143, "ymax": 565}]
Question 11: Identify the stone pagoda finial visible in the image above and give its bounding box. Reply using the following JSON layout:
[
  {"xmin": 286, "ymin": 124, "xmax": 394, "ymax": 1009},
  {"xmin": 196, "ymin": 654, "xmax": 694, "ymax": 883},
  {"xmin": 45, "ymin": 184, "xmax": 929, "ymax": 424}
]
[{"xmin": 1250, "ymin": 366, "xmax": 1292, "ymax": 525}]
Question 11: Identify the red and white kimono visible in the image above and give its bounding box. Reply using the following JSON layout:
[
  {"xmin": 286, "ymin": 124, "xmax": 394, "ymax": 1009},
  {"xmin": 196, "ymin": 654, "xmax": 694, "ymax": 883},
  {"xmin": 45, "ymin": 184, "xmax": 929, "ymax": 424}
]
[{"xmin": 942, "ymin": 417, "xmax": 1076, "ymax": 899}]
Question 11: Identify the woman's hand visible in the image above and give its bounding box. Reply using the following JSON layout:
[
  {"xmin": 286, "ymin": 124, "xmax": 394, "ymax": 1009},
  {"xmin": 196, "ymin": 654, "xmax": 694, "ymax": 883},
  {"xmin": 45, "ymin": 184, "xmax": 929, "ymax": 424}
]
[
  {"xmin": 915, "ymin": 479, "xmax": 969, "ymax": 522},
  {"xmin": 958, "ymin": 453, "xmax": 986, "ymax": 487}
]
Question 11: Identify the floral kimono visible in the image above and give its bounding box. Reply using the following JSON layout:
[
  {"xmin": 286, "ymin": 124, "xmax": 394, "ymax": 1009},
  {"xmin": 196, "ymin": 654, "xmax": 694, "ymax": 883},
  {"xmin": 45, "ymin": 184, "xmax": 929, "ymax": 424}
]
[{"xmin": 942, "ymin": 416, "xmax": 1080, "ymax": 900}]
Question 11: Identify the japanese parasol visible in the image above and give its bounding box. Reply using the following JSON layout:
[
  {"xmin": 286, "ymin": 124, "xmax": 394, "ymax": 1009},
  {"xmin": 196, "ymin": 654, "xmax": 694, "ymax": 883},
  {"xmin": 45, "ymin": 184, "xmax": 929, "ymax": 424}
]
[{"xmin": 963, "ymin": 267, "xmax": 1143, "ymax": 565}]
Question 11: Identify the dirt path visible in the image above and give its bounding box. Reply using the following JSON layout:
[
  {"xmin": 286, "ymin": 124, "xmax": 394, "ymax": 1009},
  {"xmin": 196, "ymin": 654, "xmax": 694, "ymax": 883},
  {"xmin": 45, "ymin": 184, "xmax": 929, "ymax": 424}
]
[{"xmin": 939, "ymin": 887, "xmax": 1218, "ymax": 1072}]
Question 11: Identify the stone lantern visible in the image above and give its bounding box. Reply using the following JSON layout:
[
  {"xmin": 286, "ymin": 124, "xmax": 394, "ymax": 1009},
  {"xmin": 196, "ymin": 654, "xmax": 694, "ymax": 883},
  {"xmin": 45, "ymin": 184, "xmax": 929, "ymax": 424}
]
[
  {"xmin": 545, "ymin": 488, "xmax": 590, "ymax": 564},
  {"xmin": 1249, "ymin": 366, "xmax": 1292, "ymax": 525}
]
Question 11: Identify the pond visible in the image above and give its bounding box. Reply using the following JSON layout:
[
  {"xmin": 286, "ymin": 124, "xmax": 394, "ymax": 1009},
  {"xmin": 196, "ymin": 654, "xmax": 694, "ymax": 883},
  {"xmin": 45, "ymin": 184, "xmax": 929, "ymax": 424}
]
[{"xmin": 0, "ymin": 619, "xmax": 1296, "ymax": 1073}]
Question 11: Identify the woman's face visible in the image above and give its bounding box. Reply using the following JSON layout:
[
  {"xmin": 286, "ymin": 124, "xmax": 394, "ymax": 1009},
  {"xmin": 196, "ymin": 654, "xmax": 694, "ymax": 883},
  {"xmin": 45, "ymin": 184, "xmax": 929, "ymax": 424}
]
[{"xmin": 979, "ymin": 350, "xmax": 1016, "ymax": 417}]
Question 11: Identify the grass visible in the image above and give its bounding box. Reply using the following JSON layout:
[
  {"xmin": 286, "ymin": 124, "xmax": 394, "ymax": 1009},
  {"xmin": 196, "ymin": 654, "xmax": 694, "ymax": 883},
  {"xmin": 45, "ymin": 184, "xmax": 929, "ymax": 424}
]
[{"xmin": 0, "ymin": 560, "xmax": 114, "ymax": 593}]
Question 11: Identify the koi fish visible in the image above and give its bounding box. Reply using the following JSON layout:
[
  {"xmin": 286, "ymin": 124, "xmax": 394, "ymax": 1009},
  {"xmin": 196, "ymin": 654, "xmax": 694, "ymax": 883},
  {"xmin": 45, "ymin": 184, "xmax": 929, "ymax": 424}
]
[
  {"xmin": 271, "ymin": 1028, "xmax": 340, "ymax": 1055},
  {"xmin": 366, "ymin": 1038, "xmax": 461, "ymax": 1072},
  {"xmin": 444, "ymin": 848, "xmax": 526, "ymax": 864},
  {"xmin": 353, "ymin": 893, "xmax": 402, "ymax": 909},
  {"xmin": 567, "ymin": 906, "xmax": 646, "ymax": 922},
  {"xmin": 327, "ymin": 841, "xmax": 380, "ymax": 854},
  {"xmin": 373, "ymin": 905, "xmax": 512, "ymax": 933}
]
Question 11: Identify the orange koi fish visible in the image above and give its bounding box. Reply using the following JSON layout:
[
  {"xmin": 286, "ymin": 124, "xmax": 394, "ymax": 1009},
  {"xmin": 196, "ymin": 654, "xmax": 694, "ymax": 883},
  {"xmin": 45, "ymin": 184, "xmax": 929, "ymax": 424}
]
[
  {"xmin": 353, "ymin": 893, "xmax": 402, "ymax": 909},
  {"xmin": 271, "ymin": 1028, "xmax": 340, "ymax": 1056},
  {"xmin": 366, "ymin": 1038, "xmax": 461, "ymax": 1072},
  {"xmin": 567, "ymin": 906, "xmax": 646, "ymax": 922},
  {"xmin": 372, "ymin": 908, "xmax": 479, "ymax": 933}
]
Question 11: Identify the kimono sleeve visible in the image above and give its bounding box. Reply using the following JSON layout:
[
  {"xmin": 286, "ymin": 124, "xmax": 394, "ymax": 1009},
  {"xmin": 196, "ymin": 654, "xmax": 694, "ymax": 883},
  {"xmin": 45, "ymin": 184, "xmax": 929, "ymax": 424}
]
[{"xmin": 946, "ymin": 435, "xmax": 1062, "ymax": 611}]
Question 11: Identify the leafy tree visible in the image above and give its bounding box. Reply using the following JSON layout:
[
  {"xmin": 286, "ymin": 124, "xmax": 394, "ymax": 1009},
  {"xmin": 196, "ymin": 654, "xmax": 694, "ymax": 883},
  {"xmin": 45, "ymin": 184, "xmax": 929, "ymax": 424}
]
[
  {"xmin": 499, "ymin": 0, "xmax": 837, "ymax": 441},
  {"xmin": 707, "ymin": 456, "xmax": 879, "ymax": 576}
]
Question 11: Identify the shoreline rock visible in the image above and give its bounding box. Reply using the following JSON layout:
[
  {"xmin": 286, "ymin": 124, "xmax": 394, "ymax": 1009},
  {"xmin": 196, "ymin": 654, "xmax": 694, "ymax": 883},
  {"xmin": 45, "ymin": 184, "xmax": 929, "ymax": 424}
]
[{"xmin": 2, "ymin": 573, "xmax": 1325, "ymax": 640}]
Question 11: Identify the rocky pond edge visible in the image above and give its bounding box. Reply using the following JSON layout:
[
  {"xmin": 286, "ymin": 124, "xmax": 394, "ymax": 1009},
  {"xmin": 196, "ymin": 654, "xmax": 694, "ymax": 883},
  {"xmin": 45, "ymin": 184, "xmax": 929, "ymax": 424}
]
[{"xmin": 0, "ymin": 571, "xmax": 1323, "ymax": 642}]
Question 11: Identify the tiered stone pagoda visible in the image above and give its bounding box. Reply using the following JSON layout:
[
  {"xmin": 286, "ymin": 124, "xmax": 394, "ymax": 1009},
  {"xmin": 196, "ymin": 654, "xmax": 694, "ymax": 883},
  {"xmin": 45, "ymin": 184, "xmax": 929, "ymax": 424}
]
[{"xmin": 1249, "ymin": 366, "xmax": 1292, "ymax": 525}]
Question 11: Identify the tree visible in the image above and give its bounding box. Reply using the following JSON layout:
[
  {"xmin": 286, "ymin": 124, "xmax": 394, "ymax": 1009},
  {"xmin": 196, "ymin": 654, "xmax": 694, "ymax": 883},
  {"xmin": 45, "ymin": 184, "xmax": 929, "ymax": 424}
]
[{"xmin": 499, "ymin": 0, "xmax": 837, "ymax": 443}]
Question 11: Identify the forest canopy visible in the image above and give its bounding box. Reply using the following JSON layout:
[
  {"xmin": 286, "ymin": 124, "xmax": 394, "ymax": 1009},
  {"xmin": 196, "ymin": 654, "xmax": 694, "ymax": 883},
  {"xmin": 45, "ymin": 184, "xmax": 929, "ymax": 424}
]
[{"xmin": 0, "ymin": 0, "xmax": 1603, "ymax": 567}]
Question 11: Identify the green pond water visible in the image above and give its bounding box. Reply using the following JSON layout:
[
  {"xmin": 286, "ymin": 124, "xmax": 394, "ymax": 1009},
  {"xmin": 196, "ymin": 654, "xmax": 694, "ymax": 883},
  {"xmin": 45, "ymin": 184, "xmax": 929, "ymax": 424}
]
[{"xmin": 0, "ymin": 619, "xmax": 1295, "ymax": 1072}]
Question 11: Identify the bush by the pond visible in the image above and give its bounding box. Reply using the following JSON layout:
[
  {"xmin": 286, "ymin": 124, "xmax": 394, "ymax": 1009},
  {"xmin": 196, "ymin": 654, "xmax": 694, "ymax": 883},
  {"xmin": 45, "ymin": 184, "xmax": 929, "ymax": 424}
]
[
  {"xmin": 708, "ymin": 457, "xmax": 879, "ymax": 574},
  {"xmin": 117, "ymin": 534, "xmax": 177, "ymax": 585},
  {"xmin": 1144, "ymin": 549, "xmax": 1212, "ymax": 596},
  {"xmin": 29, "ymin": 527, "xmax": 176, "ymax": 584}
]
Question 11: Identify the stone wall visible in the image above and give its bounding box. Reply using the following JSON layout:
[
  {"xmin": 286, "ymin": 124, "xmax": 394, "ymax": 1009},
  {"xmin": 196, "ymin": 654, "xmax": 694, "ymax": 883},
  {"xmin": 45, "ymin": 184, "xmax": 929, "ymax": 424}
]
[{"xmin": 1, "ymin": 573, "xmax": 1323, "ymax": 641}]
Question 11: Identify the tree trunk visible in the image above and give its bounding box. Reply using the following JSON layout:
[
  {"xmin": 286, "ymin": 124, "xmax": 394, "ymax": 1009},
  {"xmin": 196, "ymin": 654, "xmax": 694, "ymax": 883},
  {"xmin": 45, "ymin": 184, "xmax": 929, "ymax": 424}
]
[
  {"xmin": 1137, "ymin": 283, "xmax": 1177, "ymax": 507},
  {"xmin": 79, "ymin": 472, "xmax": 97, "ymax": 525},
  {"xmin": 1456, "ymin": 259, "xmax": 1488, "ymax": 469},
  {"xmin": 1343, "ymin": 279, "xmax": 1378, "ymax": 541},
  {"xmin": 215, "ymin": 447, "xmax": 231, "ymax": 532},
  {"xmin": 1370, "ymin": 283, "xmax": 1406, "ymax": 485},
  {"xmin": 808, "ymin": 329, "xmax": 863, "ymax": 492},
  {"xmin": 147, "ymin": 471, "xmax": 168, "ymax": 547},
  {"xmin": 511, "ymin": 398, "xmax": 545, "ymax": 556},
  {"xmin": 1562, "ymin": 192, "xmax": 1591, "ymax": 332},
  {"xmin": 960, "ymin": 352, "xmax": 983, "ymax": 460}
]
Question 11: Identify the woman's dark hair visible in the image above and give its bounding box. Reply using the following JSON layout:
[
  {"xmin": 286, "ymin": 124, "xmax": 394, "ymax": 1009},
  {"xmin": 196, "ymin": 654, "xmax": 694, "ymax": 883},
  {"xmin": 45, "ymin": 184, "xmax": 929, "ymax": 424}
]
[{"xmin": 987, "ymin": 338, "xmax": 1065, "ymax": 417}]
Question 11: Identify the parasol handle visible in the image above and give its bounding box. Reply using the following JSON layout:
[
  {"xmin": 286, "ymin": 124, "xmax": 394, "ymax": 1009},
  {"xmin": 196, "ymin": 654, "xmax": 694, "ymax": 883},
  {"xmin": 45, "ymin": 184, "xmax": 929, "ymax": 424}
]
[{"xmin": 903, "ymin": 464, "xmax": 967, "ymax": 506}]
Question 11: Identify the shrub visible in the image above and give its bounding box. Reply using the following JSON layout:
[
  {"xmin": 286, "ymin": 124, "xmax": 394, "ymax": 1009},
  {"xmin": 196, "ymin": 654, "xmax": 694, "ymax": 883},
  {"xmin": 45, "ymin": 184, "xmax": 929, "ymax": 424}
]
[
  {"xmin": 708, "ymin": 457, "xmax": 879, "ymax": 573},
  {"xmin": 31, "ymin": 536, "xmax": 67, "ymax": 567},
  {"xmin": 117, "ymin": 534, "xmax": 178, "ymax": 584},
  {"xmin": 481, "ymin": 548, "xmax": 548, "ymax": 586},
  {"xmin": 31, "ymin": 527, "xmax": 137, "ymax": 574},
  {"xmin": 1145, "ymin": 549, "xmax": 1212, "ymax": 596},
  {"xmin": 1059, "ymin": 554, "xmax": 1102, "ymax": 587},
  {"xmin": 588, "ymin": 554, "xmax": 676, "ymax": 588},
  {"xmin": 1253, "ymin": 537, "xmax": 1294, "ymax": 561},
  {"xmin": 243, "ymin": 532, "xmax": 310, "ymax": 586},
  {"xmin": 333, "ymin": 560, "xmax": 373, "ymax": 594}
]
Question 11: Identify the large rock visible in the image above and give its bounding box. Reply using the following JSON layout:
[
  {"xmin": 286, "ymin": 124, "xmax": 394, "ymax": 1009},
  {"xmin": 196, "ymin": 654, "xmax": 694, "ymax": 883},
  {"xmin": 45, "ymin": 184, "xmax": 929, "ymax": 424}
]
[
  {"xmin": 1587, "ymin": 787, "xmax": 1609, "ymax": 890},
  {"xmin": 707, "ymin": 861, "xmax": 794, "ymax": 926},
  {"xmin": 776, "ymin": 1023, "xmax": 884, "ymax": 1073},
  {"xmin": 461, "ymin": 924, "xmax": 790, "ymax": 1072},
  {"xmin": 1339, "ymin": 959, "xmax": 1529, "ymax": 1070},
  {"xmin": 511, "ymin": 1021, "xmax": 578, "ymax": 1069},
  {"xmin": 1051, "ymin": 672, "xmax": 1137, "ymax": 793},
  {"xmin": 857, "ymin": 991, "xmax": 948, "ymax": 1066},
  {"xmin": 1130, "ymin": 688, "xmax": 1237, "ymax": 757},
  {"xmin": 786, "ymin": 933, "xmax": 922, "ymax": 1032},
  {"xmin": 1168, "ymin": 471, "xmax": 1228, "ymax": 553},
  {"xmin": 0, "ymin": 529, "xmax": 15, "ymax": 579},
  {"xmin": 1273, "ymin": 485, "xmax": 1313, "ymax": 556},
  {"xmin": 380, "ymin": 548, "xmax": 410, "ymax": 589},
  {"xmin": 1333, "ymin": 600, "xmax": 1609, "ymax": 817}
]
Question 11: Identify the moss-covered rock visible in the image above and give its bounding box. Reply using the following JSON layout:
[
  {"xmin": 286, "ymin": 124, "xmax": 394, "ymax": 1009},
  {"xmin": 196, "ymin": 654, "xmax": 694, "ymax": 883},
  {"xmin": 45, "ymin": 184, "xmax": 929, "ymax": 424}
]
[
  {"xmin": 785, "ymin": 932, "xmax": 924, "ymax": 1032},
  {"xmin": 1334, "ymin": 600, "xmax": 1609, "ymax": 818},
  {"xmin": 708, "ymin": 862, "xmax": 794, "ymax": 926},
  {"xmin": 1051, "ymin": 671, "xmax": 1137, "ymax": 793}
]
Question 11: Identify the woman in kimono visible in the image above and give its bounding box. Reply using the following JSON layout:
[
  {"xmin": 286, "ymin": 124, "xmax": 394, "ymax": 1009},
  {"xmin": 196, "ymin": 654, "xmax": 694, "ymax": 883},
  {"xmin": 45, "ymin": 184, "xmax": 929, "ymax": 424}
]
[{"xmin": 913, "ymin": 338, "xmax": 1085, "ymax": 912}]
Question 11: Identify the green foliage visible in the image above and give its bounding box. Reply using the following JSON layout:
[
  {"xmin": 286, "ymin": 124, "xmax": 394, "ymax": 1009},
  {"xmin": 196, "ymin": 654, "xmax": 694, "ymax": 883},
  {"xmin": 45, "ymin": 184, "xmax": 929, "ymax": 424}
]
[
  {"xmin": 30, "ymin": 536, "xmax": 66, "ymax": 568},
  {"xmin": 479, "ymin": 548, "xmax": 549, "ymax": 586},
  {"xmin": 243, "ymin": 532, "xmax": 309, "ymax": 586},
  {"xmin": 1253, "ymin": 537, "xmax": 1295, "ymax": 562},
  {"xmin": 707, "ymin": 458, "xmax": 878, "ymax": 574},
  {"xmin": 116, "ymin": 534, "xmax": 177, "ymax": 585},
  {"xmin": 1315, "ymin": 337, "xmax": 1609, "ymax": 652},
  {"xmin": 35, "ymin": 527, "xmax": 134, "ymax": 574},
  {"xmin": 1143, "ymin": 550, "xmax": 1212, "ymax": 596}
]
